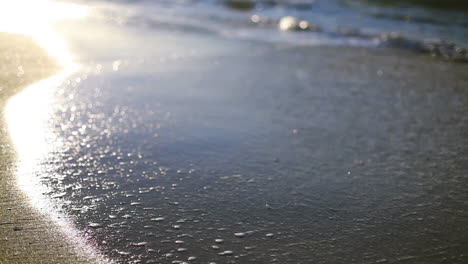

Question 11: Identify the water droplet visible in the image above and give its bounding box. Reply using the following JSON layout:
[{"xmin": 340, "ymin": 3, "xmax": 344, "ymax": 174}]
[
  {"xmin": 132, "ymin": 242, "xmax": 148, "ymax": 247},
  {"xmin": 113, "ymin": 60, "xmax": 122, "ymax": 71},
  {"xmin": 188, "ymin": 256, "xmax": 197, "ymax": 261},
  {"xmin": 52, "ymin": 192, "xmax": 66, "ymax": 199},
  {"xmin": 219, "ymin": 250, "xmax": 233, "ymax": 256},
  {"xmin": 299, "ymin": 20, "xmax": 309, "ymax": 30},
  {"xmin": 234, "ymin": 232, "xmax": 245, "ymax": 238},
  {"xmin": 278, "ymin": 16, "xmax": 299, "ymax": 31},
  {"xmin": 266, "ymin": 233, "xmax": 274, "ymax": 238},
  {"xmin": 215, "ymin": 239, "xmax": 224, "ymax": 244},
  {"xmin": 251, "ymin": 14, "xmax": 260, "ymax": 23},
  {"xmin": 151, "ymin": 217, "xmax": 165, "ymax": 222},
  {"xmin": 88, "ymin": 223, "xmax": 103, "ymax": 228},
  {"xmin": 175, "ymin": 240, "xmax": 184, "ymax": 244},
  {"xmin": 177, "ymin": 248, "xmax": 188, "ymax": 252}
]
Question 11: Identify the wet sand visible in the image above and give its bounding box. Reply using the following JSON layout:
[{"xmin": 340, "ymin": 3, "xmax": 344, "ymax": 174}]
[
  {"xmin": 37, "ymin": 18, "xmax": 468, "ymax": 263},
  {"xmin": 2, "ymin": 11, "xmax": 468, "ymax": 262},
  {"xmin": 0, "ymin": 33, "xmax": 101, "ymax": 264}
]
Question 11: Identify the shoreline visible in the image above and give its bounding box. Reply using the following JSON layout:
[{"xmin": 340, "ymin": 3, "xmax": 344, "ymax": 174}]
[
  {"xmin": 0, "ymin": 33, "xmax": 103, "ymax": 263},
  {"xmin": 2, "ymin": 15, "xmax": 468, "ymax": 262}
]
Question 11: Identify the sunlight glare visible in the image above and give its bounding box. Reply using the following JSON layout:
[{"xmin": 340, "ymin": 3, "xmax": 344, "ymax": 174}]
[
  {"xmin": 0, "ymin": 0, "xmax": 88, "ymax": 67},
  {"xmin": 1, "ymin": 1, "xmax": 108, "ymax": 262}
]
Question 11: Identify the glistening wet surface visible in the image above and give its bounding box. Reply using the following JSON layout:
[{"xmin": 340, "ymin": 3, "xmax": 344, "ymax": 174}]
[
  {"xmin": 10, "ymin": 19, "xmax": 467, "ymax": 263},
  {"xmin": 5, "ymin": 1, "xmax": 468, "ymax": 263}
]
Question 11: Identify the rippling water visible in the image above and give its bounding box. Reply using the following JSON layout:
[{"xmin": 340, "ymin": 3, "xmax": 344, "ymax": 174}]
[
  {"xmin": 65, "ymin": 0, "xmax": 468, "ymax": 63},
  {"xmin": 6, "ymin": 0, "xmax": 468, "ymax": 263},
  {"xmin": 80, "ymin": 0, "xmax": 468, "ymax": 47}
]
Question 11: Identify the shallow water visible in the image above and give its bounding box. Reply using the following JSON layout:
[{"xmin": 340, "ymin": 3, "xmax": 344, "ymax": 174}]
[
  {"xmin": 5, "ymin": 0, "xmax": 468, "ymax": 263},
  {"xmin": 74, "ymin": 0, "xmax": 468, "ymax": 49},
  {"xmin": 65, "ymin": 0, "xmax": 468, "ymax": 63}
]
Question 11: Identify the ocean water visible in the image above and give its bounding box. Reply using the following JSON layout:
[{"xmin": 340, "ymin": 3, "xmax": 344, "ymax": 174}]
[
  {"xmin": 6, "ymin": 0, "xmax": 468, "ymax": 263},
  {"xmin": 72, "ymin": 0, "xmax": 468, "ymax": 59}
]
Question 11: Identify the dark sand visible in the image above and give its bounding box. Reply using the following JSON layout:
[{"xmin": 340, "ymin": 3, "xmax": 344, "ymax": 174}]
[{"xmin": 0, "ymin": 33, "xmax": 103, "ymax": 264}]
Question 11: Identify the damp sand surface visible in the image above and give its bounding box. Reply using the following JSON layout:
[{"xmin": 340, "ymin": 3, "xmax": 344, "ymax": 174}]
[
  {"xmin": 0, "ymin": 33, "xmax": 104, "ymax": 264},
  {"xmin": 23, "ymin": 17, "xmax": 468, "ymax": 263}
]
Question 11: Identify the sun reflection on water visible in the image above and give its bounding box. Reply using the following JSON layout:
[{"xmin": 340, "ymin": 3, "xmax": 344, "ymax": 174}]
[{"xmin": 2, "ymin": 0, "xmax": 108, "ymax": 262}]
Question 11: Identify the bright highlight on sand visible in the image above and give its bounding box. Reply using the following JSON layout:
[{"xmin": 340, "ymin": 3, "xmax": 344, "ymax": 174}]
[
  {"xmin": 1, "ymin": 1, "xmax": 109, "ymax": 263},
  {"xmin": 0, "ymin": 0, "xmax": 88, "ymax": 67},
  {"xmin": 1, "ymin": 0, "xmax": 88, "ymax": 173},
  {"xmin": 2, "ymin": 0, "xmax": 88, "ymax": 201},
  {"xmin": 2, "ymin": 0, "xmax": 88, "ymax": 197}
]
